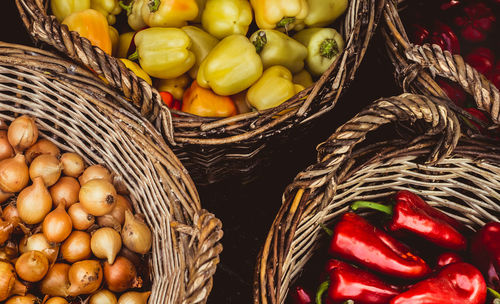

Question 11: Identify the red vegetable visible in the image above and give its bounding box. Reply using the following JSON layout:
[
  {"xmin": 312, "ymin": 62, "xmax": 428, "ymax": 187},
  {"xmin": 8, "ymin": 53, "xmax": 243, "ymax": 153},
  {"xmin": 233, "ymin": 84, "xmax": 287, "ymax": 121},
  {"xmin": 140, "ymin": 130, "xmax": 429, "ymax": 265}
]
[
  {"xmin": 454, "ymin": 2, "xmax": 496, "ymax": 42},
  {"xmin": 160, "ymin": 91, "xmax": 182, "ymax": 111},
  {"xmin": 350, "ymin": 190, "xmax": 467, "ymax": 251},
  {"xmin": 390, "ymin": 262, "xmax": 487, "ymax": 304},
  {"xmin": 328, "ymin": 212, "xmax": 431, "ymax": 280},
  {"xmin": 436, "ymin": 252, "xmax": 463, "ymax": 268},
  {"xmin": 435, "ymin": 78, "xmax": 467, "ymax": 107},
  {"xmin": 410, "ymin": 22, "xmax": 460, "ymax": 54},
  {"xmin": 466, "ymin": 47, "xmax": 495, "ymax": 75},
  {"xmin": 470, "ymin": 222, "xmax": 500, "ymax": 292},
  {"xmin": 465, "ymin": 107, "xmax": 490, "ymax": 133},
  {"xmin": 291, "ymin": 286, "xmax": 312, "ymax": 304}
]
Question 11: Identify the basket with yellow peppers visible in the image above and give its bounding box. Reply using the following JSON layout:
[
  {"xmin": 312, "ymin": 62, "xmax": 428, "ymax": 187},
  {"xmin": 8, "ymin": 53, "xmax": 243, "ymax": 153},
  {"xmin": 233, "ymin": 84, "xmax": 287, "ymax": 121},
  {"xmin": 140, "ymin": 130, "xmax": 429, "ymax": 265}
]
[{"xmin": 51, "ymin": 0, "xmax": 348, "ymax": 118}]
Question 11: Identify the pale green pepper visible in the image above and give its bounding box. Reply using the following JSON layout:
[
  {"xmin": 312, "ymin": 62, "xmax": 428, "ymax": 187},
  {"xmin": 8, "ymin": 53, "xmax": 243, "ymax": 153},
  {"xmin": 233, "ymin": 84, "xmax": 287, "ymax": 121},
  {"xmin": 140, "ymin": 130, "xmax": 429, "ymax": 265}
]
[
  {"xmin": 304, "ymin": 0, "xmax": 348, "ymax": 27},
  {"xmin": 141, "ymin": 0, "xmax": 199, "ymax": 28},
  {"xmin": 130, "ymin": 28, "xmax": 195, "ymax": 79},
  {"xmin": 201, "ymin": 0, "xmax": 253, "ymax": 39},
  {"xmin": 120, "ymin": 0, "xmax": 147, "ymax": 31},
  {"xmin": 250, "ymin": 29, "xmax": 307, "ymax": 74},
  {"xmin": 247, "ymin": 66, "xmax": 304, "ymax": 110},
  {"xmin": 293, "ymin": 27, "xmax": 344, "ymax": 76},
  {"xmin": 91, "ymin": 0, "xmax": 122, "ymax": 25},
  {"xmin": 182, "ymin": 26, "xmax": 219, "ymax": 79},
  {"xmin": 51, "ymin": 0, "xmax": 90, "ymax": 22},
  {"xmin": 250, "ymin": 0, "xmax": 308, "ymax": 30},
  {"xmin": 293, "ymin": 69, "xmax": 314, "ymax": 87},
  {"xmin": 197, "ymin": 34, "xmax": 263, "ymax": 96}
]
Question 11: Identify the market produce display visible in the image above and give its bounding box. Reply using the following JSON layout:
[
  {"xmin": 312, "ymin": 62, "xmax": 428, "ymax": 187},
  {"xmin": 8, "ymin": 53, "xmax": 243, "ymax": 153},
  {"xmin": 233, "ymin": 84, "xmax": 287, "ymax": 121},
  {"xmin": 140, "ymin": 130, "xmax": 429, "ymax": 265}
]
[
  {"xmin": 291, "ymin": 191, "xmax": 500, "ymax": 304},
  {"xmin": 49, "ymin": 0, "xmax": 347, "ymax": 118},
  {"xmin": 0, "ymin": 115, "xmax": 152, "ymax": 303}
]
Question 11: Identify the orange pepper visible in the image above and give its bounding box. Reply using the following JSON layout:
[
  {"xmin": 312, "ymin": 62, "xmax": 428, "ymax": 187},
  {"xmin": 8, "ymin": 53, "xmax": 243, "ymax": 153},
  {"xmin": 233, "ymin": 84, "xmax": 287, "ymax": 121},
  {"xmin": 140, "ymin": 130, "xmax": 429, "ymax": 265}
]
[
  {"xmin": 62, "ymin": 9, "xmax": 112, "ymax": 55},
  {"xmin": 182, "ymin": 81, "xmax": 237, "ymax": 117}
]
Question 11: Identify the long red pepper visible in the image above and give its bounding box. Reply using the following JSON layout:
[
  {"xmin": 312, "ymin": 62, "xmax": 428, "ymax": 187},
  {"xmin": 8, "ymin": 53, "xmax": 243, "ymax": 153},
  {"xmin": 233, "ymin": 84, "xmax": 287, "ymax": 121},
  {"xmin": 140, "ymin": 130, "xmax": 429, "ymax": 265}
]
[
  {"xmin": 350, "ymin": 190, "xmax": 467, "ymax": 251},
  {"xmin": 470, "ymin": 222, "xmax": 500, "ymax": 292},
  {"xmin": 329, "ymin": 212, "xmax": 431, "ymax": 280},
  {"xmin": 390, "ymin": 262, "xmax": 487, "ymax": 304},
  {"xmin": 436, "ymin": 252, "xmax": 462, "ymax": 268}
]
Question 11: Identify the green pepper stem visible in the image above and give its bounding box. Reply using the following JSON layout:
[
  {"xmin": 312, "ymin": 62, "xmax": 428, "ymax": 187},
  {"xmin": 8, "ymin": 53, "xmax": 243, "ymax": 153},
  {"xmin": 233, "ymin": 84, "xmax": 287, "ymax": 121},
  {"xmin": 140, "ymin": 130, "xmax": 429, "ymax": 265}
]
[
  {"xmin": 119, "ymin": 1, "xmax": 133, "ymax": 15},
  {"xmin": 252, "ymin": 31, "xmax": 267, "ymax": 54},
  {"xmin": 148, "ymin": 0, "xmax": 161, "ymax": 12},
  {"xmin": 277, "ymin": 17, "xmax": 296, "ymax": 28},
  {"xmin": 128, "ymin": 50, "xmax": 139, "ymax": 61},
  {"xmin": 350, "ymin": 201, "xmax": 394, "ymax": 215},
  {"xmin": 315, "ymin": 280, "xmax": 329, "ymax": 304},
  {"xmin": 319, "ymin": 223, "xmax": 333, "ymax": 237},
  {"xmin": 489, "ymin": 287, "xmax": 500, "ymax": 299},
  {"xmin": 319, "ymin": 39, "xmax": 339, "ymax": 60}
]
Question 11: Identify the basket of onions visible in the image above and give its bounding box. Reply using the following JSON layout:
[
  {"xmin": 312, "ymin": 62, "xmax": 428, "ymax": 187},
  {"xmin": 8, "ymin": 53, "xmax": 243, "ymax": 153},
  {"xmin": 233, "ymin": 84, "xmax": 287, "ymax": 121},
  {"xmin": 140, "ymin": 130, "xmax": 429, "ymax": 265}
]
[{"xmin": 0, "ymin": 42, "xmax": 222, "ymax": 304}]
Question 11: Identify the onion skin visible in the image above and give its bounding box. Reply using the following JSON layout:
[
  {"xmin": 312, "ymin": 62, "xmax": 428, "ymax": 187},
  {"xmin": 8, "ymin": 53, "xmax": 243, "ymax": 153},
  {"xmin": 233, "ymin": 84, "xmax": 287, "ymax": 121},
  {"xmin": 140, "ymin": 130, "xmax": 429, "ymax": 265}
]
[
  {"xmin": 19, "ymin": 233, "xmax": 59, "ymax": 264},
  {"xmin": 15, "ymin": 250, "xmax": 49, "ymax": 282},
  {"xmin": 68, "ymin": 260, "xmax": 103, "ymax": 296},
  {"xmin": 0, "ymin": 130, "xmax": 14, "ymax": 161},
  {"xmin": 0, "ymin": 218, "xmax": 15, "ymax": 244},
  {"xmin": 68, "ymin": 203, "xmax": 95, "ymax": 230},
  {"xmin": 61, "ymin": 231, "xmax": 91, "ymax": 263},
  {"xmin": 0, "ymin": 188, "xmax": 13, "ymax": 204},
  {"xmin": 40, "ymin": 263, "xmax": 70, "ymax": 297},
  {"xmin": 25, "ymin": 139, "xmax": 60, "ymax": 163},
  {"xmin": 0, "ymin": 261, "xmax": 27, "ymax": 301},
  {"xmin": 50, "ymin": 176, "xmax": 80, "ymax": 208},
  {"xmin": 29, "ymin": 154, "xmax": 62, "ymax": 187},
  {"xmin": 7, "ymin": 116, "xmax": 38, "ymax": 152},
  {"xmin": 117, "ymin": 291, "xmax": 151, "ymax": 304},
  {"xmin": 80, "ymin": 179, "xmax": 117, "ymax": 217},
  {"xmin": 5, "ymin": 294, "xmax": 38, "ymax": 304},
  {"xmin": 0, "ymin": 154, "xmax": 29, "ymax": 193},
  {"xmin": 60, "ymin": 152, "xmax": 85, "ymax": 178},
  {"xmin": 17, "ymin": 176, "xmax": 52, "ymax": 225},
  {"xmin": 42, "ymin": 202, "xmax": 73, "ymax": 243},
  {"xmin": 79, "ymin": 164, "xmax": 112, "ymax": 185}
]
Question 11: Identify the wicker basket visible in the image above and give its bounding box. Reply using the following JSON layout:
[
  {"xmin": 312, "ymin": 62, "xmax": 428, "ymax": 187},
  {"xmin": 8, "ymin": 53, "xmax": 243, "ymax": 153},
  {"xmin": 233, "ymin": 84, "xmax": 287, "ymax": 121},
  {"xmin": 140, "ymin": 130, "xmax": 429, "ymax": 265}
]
[
  {"xmin": 381, "ymin": 0, "xmax": 500, "ymax": 126},
  {"xmin": 253, "ymin": 93, "xmax": 500, "ymax": 304},
  {"xmin": 15, "ymin": 0, "xmax": 385, "ymax": 184},
  {"xmin": 0, "ymin": 41, "xmax": 223, "ymax": 304}
]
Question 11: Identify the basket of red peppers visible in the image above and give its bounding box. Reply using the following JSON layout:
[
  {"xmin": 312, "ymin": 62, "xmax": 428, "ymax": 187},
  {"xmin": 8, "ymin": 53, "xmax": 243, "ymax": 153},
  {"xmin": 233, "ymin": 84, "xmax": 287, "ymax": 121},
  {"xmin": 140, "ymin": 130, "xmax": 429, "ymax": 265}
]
[
  {"xmin": 254, "ymin": 93, "xmax": 500, "ymax": 303},
  {"xmin": 14, "ymin": 0, "xmax": 384, "ymax": 184},
  {"xmin": 381, "ymin": 0, "xmax": 500, "ymax": 136}
]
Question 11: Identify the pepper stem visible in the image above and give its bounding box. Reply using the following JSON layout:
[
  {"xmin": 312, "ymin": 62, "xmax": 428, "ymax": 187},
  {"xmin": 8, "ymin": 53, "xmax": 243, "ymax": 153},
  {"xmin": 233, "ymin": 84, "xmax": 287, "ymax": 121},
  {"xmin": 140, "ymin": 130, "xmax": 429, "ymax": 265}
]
[
  {"xmin": 148, "ymin": 0, "xmax": 160, "ymax": 12},
  {"xmin": 252, "ymin": 31, "xmax": 267, "ymax": 54},
  {"xmin": 119, "ymin": 1, "xmax": 133, "ymax": 16},
  {"xmin": 128, "ymin": 50, "xmax": 139, "ymax": 61},
  {"xmin": 350, "ymin": 201, "xmax": 394, "ymax": 215},
  {"xmin": 319, "ymin": 223, "xmax": 333, "ymax": 237},
  {"xmin": 315, "ymin": 280, "xmax": 329, "ymax": 304},
  {"xmin": 343, "ymin": 301, "xmax": 354, "ymax": 304},
  {"xmin": 277, "ymin": 17, "xmax": 296, "ymax": 28},
  {"xmin": 319, "ymin": 39, "xmax": 339, "ymax": 59},
  {"xmin": 489, "ymin": 287, "xmax": 500, "ymax": 299}
]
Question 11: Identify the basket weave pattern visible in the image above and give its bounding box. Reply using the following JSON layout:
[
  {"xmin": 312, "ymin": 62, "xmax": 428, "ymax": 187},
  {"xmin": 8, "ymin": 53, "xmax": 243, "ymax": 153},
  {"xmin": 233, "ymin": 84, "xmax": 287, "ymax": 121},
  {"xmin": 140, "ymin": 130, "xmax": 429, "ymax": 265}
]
[
  {"xmin": 254, "ymin": 93, "xmax": 500, "ymax": 304},
  {"xmin": 0, "ymin": 42, "xmax": 223, "ymax": 304}
]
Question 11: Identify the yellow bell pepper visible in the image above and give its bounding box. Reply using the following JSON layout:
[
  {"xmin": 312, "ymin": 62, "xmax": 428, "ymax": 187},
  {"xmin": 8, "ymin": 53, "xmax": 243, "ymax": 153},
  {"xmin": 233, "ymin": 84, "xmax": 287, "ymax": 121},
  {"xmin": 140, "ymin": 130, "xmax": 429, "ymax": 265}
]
[
  {"xmin": 155, "ymin": 74, "xmax": 191, "ymax": 100},
  {"xmin": 201, "ymin": 0, "xmax": 253, "ymax": 39},
  {"xmin": 62, "ymin": 9, "xmax": 112, "ymax": 55},
  {"xmin": 119, "ymin": 58, "xmax": 152, "ymax": 85},
  {"xmin": 304, "ymin": 0, "xmax": 348, "ymax": 27},
  {"xmin": 250, "ymin": 29, "xmax": 308, "ymax": 73},
  {"xmin": 292, "ymin": 69, "xmax": 314, "ymax": 88},
  {"xmin": 247, "ymin": 66, "xmax": 304, "ymax": 110},
  {"xmin": 197, "ymin": 34, "xmax": 263, "ymax": 96},
  {"xmin": 91, "ymin": 0, "xmax": 122, "ymax": 25},
  {"xmin": 120, "ymin": 0, "xmax": 147, "ymax": 31},
  {"xmin": 294, "ymin": 27, "xmax": 344, "ymax": 76},
  {"xmin": 117, "ymin": 31, "xmax": 135, "ymax": 58},
  {"xmin": 182, "ymin": 26, "xmax": 219, "ymax": 79},
  {"xmin": 51, "ymin": 0, "xmax": 90, "ymax": 22},
  {"xmin": 130, "ymin": 27, "xmax": 195, "ymax": 79},
  {"xmin": 193, "ymin": 0, "xmax": 207, "ymax": 23},
  {"xmin": 141, "ymin": 0, "xmax": 198, "ymax": 28},
  {"xmin": 109, "ymin": 26, "xmax": 119, "ymax": 56},
  {"xmin": 182, "ymin": 81, "xmax": 237, "ymax": 117},
  {"xmin": 250, "ymin": 0, "xmax": 308, "ymax": 30}
]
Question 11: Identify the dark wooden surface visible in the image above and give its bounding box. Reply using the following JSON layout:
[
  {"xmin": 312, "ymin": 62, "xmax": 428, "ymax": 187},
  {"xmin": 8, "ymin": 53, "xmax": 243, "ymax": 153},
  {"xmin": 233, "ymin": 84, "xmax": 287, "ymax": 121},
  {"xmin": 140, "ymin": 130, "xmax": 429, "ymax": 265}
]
[{"xmin": 0, "ymin": 2, "xmax": 400, "ymax": 302}]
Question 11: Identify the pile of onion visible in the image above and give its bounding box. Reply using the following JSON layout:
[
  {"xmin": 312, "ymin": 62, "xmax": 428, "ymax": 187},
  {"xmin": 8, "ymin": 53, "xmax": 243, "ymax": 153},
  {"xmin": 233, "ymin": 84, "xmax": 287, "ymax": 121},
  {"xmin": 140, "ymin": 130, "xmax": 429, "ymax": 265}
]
[{"xmin": 0, "ymin": 116, "xmax": 152, "ymax": 303}]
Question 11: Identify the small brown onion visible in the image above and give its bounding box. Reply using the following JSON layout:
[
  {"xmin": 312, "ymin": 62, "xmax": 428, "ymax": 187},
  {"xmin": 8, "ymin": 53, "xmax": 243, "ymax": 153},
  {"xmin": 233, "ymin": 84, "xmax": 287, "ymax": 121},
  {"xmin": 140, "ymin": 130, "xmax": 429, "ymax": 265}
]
[
  {"xmin": 0, "ymin": 218, "xmax": 15, "ymax": 244},
  {"xmin": 5, "ymin": 294, "xmax": 38, "ymax": 304},
  {"xmin": 45, "ymin": 297, "xmax": 69, "ymax": 304},
  {"xmin": 68, "ymin": 203, "xmax": 95, "ymax": 230},
  {"xmin": 2, "ymin": 204, "xmax": 19, "ymax": 226},
  {"xmin": 122, "ymin": 210, "xmax": 152, "ymax": 254},
  {"xmin": 40, "ymin": 263, "xmax": 70, "ymax": 297},
  {"xmin": 29, "ymin": 154, "xmax": 62, "ymax": 187},
  {"xmin": 0, "ymin": 261, "xmax": 27, "ymax": 301},
  {"xmin": 7, "ymin": 116, "xmax": 38, "ymax": 152},
  {"xmin": 25, "ymin": 139, "xmax": 60, "ymax": 163},
  {"xmin": 50, "ymin": 176, "xmax": 80, "ymax": 208},
  {"xmin": 15, "ymin": 250, "xmax": 49, "ymax": 282},
  {"xmin": 103, "ymin": 256, "xmax": 142, "ymax": 293},
  {"xmin": 0, "ymin": 188, "xmax": 13, "ymax": 204},
  {"xmin": 60, "ymin": 153, "xmax": 85, "ymax": 178},
  {"xmin": 79, "ymin": 164, "xmax": 112, "ymax": 185},
  {"xmin": 17, "ymin": 176, "xmax": 52, "ymax": 224},
  {"xmin": 0, "ymin": 241, "xmax": 18, "ymax": 261},
  {"xmin": 19, "ymin": 233, "xmax": 59, "ymax": 264},
  {"xmin": 42, "ymin": 202, "xmax": 73, "ymax": 243},
  {"xmin": 89, "ymin": 289, "xmax": 117, "ymax": 304},
  {"xmin": 68, "ymin": 260, "xmax": 103, "ymax": 296},
  {"xmin": 0, "ymin": 154, "xmax": 29, "ymax": 193},
  {"xmin": 91, "ymin": 227, "xmax": 122, "ymax": 264},
  {"xmin": 80, "ymin": 179, "xmax": 117, "ymax": 216},
  {"xmin": 104, "ymin": 195, "xmax": 132, "ymax": 226},
  {"xmin": 117, "ymin": 291, "xmax": 151, "ymax": 304},
  {"xmin": 0, "ymin": 130, "xmax": 14, "ymax": 161},
  {"xmin": 61, "ymin": 231, "xmax": 91, "ymax": 263}
]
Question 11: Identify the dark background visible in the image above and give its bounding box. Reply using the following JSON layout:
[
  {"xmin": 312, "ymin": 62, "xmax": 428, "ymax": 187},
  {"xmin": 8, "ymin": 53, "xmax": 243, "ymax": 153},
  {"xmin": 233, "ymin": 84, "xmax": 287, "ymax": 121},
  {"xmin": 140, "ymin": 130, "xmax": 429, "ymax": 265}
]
[{"xmin": 0, "ymin": 3, "xmax": 399, "ymax": 303}]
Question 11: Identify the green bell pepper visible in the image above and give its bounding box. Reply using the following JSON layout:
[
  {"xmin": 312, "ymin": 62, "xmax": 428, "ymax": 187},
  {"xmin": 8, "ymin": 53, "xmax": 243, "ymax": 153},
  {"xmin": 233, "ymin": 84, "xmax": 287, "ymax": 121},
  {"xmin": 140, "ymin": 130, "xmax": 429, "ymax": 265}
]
[{"xmin": 182, "ymin": 26, "xmax": 219, "ymax": 79}]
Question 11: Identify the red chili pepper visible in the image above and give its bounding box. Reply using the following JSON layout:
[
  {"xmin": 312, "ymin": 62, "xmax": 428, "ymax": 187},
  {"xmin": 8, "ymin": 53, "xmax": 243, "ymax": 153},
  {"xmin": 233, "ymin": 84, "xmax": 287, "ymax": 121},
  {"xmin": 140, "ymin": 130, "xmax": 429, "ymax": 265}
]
[
  {"xmin": 160, "ymin": 91, "xmax": 182, "ymax": 111},
  {"xmin": 317, "ymin": 259, "xmax": 401, "ymax": 304},
  {"xmin": 410, "ymin": 24, "xmax": 430, "ymax": 45},
  {"xmin": 390, "ymin": 262, "xmax": 487, "ymax": 304},
  {"xmin": 329, "ymin": 212, "xmax": 431, "ymax": 280},
  {"xmin": 350, "ymin": 190, "xmax": 467, "ymax": 251},
  {"xmin": 436, "ymin": 252, "xmax": 463, "ymax": 268},
  {"xmin": 466, "ymin": 47, "xmax": 495, "ymax": 75},
  {"xmin": 454, "ymin": 2, "xmax": 496, "ymax": 42},
  {"xmin": 291, "ymin": 286, "xmax": 312, "ymax": 304},
  {"xmin": 465, "ymin": 107, "xmax": 490, "ymax": 134},
  {"xmin": 470, "ymin": 222, "xmax": 500, "ymax": 292},
  {"xmin": 435, "ymin": 78, "xmax": 467, "ymax": 107},
  {"xmin": 429, "ymin": 21, "xmax": 461, "ymax": 54},
  {"xmin": 440, "ymin": 0, "xmax": 460, "ymax": 10},
  {"xmin": 488, "ymin": 62, "xmax": 500, "ymax": 89}
]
